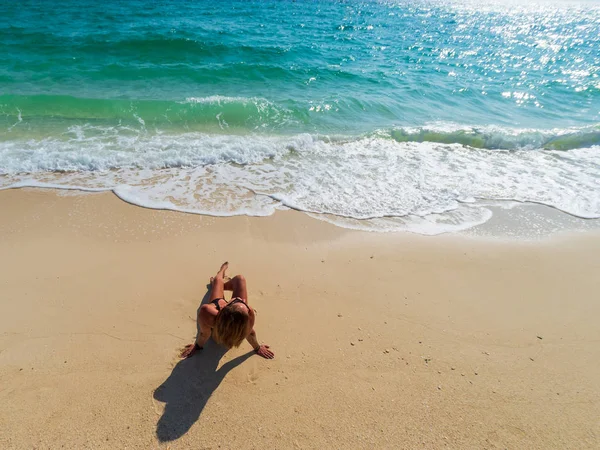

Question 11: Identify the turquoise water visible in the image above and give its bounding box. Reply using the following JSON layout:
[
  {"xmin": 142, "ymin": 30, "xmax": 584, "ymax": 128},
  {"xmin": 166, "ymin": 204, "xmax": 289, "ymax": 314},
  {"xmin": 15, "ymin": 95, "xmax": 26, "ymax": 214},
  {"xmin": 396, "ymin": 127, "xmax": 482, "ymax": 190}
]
[{"xmin": 1, "ymin": 0, "xmax": 599, "ymax": 233}]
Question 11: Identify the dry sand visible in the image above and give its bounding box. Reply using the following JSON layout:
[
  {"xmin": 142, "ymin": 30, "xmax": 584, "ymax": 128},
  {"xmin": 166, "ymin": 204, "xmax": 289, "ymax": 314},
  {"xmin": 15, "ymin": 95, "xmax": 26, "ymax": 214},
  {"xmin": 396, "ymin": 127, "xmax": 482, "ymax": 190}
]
[{"xmin": 0, "ymin": 188, "xmax": 599, "ymax": 449}]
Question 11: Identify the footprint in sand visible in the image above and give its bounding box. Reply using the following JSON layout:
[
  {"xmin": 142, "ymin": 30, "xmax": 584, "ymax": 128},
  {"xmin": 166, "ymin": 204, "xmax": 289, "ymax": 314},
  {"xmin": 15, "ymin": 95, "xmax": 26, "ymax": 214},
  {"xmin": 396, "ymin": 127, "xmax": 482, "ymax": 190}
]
[{"xmin": 247, "ymin": 369, "xmax": 259, "ymax": 383}]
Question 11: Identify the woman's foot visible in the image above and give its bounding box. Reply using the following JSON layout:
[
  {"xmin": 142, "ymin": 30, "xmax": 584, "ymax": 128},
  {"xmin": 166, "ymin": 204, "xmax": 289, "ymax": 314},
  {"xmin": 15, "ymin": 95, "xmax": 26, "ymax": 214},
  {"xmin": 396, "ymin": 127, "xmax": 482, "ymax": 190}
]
[
  {"xmin": 210, "ymin": 262, "xmax": 229, "ymax": 284},
  {"xmin": 219, "ymin": 261, "xmax": 229, "ymax": 277}
]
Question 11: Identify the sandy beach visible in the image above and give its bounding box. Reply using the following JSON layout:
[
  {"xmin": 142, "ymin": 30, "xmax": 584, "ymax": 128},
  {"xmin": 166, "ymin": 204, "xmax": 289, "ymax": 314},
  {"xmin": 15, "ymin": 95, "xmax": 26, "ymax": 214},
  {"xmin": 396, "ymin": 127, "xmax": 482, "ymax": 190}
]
[{"xmin": 0, "ymin": 188, "xmax": 599, "ymax": 449}]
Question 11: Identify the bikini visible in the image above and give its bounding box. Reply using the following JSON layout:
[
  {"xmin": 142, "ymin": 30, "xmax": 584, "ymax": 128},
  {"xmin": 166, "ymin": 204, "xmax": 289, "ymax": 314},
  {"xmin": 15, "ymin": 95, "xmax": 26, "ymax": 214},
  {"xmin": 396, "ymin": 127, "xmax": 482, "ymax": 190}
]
[{"xmin": 210, "ymin": 297, "xmax": 246, "ymax": 311}]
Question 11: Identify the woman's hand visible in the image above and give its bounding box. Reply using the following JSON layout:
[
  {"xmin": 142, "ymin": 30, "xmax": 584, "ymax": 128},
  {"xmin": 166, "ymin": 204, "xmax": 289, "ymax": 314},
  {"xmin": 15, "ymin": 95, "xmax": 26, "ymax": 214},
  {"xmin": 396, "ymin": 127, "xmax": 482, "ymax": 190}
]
[
  {"xmin": 255, "ymin": 344, "xmax": 274, "ymax": 359},
  {"xmin": 180, "ymin": 343, "xmax": 200, "ymax": 359}
]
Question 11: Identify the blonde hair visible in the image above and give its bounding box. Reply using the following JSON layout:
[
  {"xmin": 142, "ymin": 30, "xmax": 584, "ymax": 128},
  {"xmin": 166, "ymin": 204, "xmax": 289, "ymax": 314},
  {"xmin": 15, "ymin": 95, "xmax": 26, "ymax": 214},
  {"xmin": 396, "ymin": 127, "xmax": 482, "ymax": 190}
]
[{"xmin": 212, "ymin": 306, "xmax": 250, "ymax": 349}]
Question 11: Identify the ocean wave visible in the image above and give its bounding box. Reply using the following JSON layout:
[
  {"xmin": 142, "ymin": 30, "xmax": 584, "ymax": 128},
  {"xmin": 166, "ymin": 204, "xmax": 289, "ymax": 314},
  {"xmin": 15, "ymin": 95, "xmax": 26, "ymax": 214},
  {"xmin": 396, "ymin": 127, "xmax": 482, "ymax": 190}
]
[
  {"xmin": 388, "ymin": 125, "xmax": 600, "ymax": 151},
  {"xmin": 0, "ymin": 94, "xmax": 304, "ymax": 131},
  {"xmin": 0, "ymin": 130, "xmax": 315, "ymax": 172},
  {"xmin": 2, "ymin": 94, "xmax": 600, "ymax": 151},
  {"xmin": 1, "ymin": 133, "xmax": 598, "ymax": 236}
]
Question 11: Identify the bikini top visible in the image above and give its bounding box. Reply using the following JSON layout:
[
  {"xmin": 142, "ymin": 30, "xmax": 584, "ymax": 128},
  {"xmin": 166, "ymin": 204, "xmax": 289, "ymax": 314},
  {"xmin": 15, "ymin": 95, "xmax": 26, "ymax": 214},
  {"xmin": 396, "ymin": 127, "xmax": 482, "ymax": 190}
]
[
  {"xmin": 211, "ymin": 298, "xmax": 224, "ymax": 311},
  {"xmin": 210, "ymin": 297, "xmax": 246, "ymax": 312}
]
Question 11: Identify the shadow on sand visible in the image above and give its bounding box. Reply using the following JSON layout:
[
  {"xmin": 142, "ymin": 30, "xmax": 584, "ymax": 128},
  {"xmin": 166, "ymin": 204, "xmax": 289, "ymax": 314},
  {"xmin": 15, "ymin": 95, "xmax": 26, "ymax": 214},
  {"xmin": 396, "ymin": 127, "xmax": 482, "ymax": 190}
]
[{"xmin": 153, "ymin": 286, "xmax": 254, "ymax": 442}]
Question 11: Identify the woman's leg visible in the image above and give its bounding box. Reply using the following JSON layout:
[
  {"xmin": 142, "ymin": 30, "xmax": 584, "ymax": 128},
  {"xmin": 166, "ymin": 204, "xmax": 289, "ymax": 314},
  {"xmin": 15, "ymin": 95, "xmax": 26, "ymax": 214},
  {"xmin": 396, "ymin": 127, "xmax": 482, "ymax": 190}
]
[
  {"xmin": 224, "ymin": 274, "xmax": 248, "ymax": 301},
  {"xmin": 209, "ymin": 262, "xmax": 228, "ymax": 301}
]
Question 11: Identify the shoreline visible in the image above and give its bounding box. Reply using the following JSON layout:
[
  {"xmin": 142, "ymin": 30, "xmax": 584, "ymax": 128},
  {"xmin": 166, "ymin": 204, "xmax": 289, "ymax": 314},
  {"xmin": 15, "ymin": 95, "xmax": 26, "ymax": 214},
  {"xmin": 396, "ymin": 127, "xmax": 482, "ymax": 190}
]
[
  {"xmin": 2, "ymin": 184, "xmax": 599, "ymax": 240},
  {"xmin": 1, "ymin": 188, "xmax": 599, "ymax": 448}
]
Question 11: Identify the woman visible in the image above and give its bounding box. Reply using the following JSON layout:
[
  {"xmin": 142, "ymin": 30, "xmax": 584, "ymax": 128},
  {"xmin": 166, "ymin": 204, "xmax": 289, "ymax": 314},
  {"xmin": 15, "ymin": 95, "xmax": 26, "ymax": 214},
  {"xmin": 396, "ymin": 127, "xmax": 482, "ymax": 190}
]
[{"xmin": 180, "ymin": 262, "xmax": 274, "ymax": 359}]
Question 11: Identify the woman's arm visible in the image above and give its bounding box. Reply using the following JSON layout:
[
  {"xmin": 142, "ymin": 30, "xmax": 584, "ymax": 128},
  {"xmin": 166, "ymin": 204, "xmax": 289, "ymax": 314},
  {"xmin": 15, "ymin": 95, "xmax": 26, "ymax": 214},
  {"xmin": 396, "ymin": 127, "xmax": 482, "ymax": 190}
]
[
  {"xmin": 180, "ymin": 305, "xmax": 214, "ymax": 358},
  {"xmin": 246, "ymin": 329, "xmax": 274, "ymax": 359},
  {"xmin": 195, "ymin": 326, "xmax": 211, "ymax": 349},
  {"xmin": 180, "ymin": 326, "xmax": 210, "ymax": 358}
]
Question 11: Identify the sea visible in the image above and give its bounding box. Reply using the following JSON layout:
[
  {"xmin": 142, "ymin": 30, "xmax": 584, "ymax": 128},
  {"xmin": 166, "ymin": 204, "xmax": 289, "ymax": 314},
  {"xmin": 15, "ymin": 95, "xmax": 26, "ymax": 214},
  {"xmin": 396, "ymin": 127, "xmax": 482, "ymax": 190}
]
[{"xmin": 1, "ymin": 0, "xmax": 599, "ymax": 235}]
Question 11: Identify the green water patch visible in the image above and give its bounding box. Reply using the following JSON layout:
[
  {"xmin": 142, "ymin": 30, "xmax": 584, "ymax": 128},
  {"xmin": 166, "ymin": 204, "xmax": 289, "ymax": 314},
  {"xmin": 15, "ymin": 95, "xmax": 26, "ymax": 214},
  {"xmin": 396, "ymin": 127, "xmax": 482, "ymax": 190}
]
[
  {"xmin": 0, "ymin": 94, "xmax": 308, "ymax": 131},
  {"xmin": 391, "ymin": 128, "xmax": 488, "ymax": 148},
  {"xmin": 390, "ymin": 126, "xmax": 600, "ymax": 151},
  {"xmin": 543, "ymin": 130, "xmax": 600, "ymax": 150}
]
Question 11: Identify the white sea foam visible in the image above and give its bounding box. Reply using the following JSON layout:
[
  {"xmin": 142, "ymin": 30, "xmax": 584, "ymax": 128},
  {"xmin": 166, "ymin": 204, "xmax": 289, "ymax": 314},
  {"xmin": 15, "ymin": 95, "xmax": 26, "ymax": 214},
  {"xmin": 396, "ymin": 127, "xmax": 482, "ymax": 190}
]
[
  {"xmin": 182, "ymin": 95, "xmax": 262, "ymax": 104},
  {"xmin": 307, "ymin": 206, "xmax": 494, "ymax": 235},
  {"xmin": 0, "ymin": 127, "xmax": 313, "ymax": 172},
  {"xmin": 1, "ymin": 130, "xmax": 598, "ymax": 234}
]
